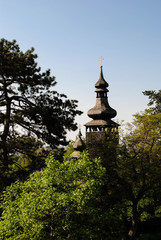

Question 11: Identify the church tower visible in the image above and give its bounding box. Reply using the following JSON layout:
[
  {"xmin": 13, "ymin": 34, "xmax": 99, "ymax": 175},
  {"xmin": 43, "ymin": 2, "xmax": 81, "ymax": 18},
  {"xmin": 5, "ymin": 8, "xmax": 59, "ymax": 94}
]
[
  {"xmin": 85, "ymin": 64, "xmax": 118, "ymax": 159},
  {"xmin": 71, "ymin": 128, "xmax": 85, "ymax": 158}
]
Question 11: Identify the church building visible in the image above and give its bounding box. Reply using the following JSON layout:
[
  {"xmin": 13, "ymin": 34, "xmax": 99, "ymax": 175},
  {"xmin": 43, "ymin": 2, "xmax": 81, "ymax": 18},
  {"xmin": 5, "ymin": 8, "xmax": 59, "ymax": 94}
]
[
  {"xmin": 84, "ymin": 64, "xmax": 118, "ymax": 159},
  {"xmin": 72, "ymin": 61, "xmax": 118, "ymax": 159}
]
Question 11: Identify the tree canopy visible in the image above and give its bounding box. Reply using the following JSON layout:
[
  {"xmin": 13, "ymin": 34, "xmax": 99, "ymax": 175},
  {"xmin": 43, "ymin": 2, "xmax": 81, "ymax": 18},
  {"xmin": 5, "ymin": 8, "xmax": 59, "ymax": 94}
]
[
  {"xmin": 143, "ymin": 90, "xmax": 161, "ymax": 113},
  {"xmin": 0, "ymin": 152, "xmax": 125, "ymax": 240},
  {"xmin": 0, "ymin": 38, "xmax": 82, "ymax": 170},
  {"xmin": 0, "ymin": 106, "xmax": 160, "ymax": 239},
  {"xmin": 117, "ymin": 109, "xmax": 161, "ymax": 238}
]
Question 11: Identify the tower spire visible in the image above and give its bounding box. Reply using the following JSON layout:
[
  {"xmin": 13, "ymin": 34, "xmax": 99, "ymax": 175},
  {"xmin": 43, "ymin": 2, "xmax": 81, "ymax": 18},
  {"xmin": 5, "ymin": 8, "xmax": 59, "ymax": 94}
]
[
  {"xmin": 84, "ymin": 64, "xmax": 118, "ymax": 159},
  {"xmin": 71, "ymin": 127, "xmax": 85, "ymax": 158},
  {"xmin": 95, "ymin": 65, "xmax": 109, "ymax": 89},
  {"xmin": 85, "ymin": 65, "xmax": 117, "ymax": 128}
]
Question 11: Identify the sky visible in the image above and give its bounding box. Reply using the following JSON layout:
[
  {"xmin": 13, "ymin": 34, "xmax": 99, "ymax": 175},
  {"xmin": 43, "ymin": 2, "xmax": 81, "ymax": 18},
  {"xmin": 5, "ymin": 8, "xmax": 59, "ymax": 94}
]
[{"xmin": 1, "ymin": 0, "xmax": 161, "ymax": 140}]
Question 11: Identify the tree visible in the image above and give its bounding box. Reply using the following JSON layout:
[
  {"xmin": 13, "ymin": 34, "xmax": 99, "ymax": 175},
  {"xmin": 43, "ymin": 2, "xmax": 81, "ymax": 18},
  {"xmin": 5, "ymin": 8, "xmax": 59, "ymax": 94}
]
[
  {"xmin": 0, "ymin": 152, "xmax": 124, "ymax": 240},
  {"xmin": 0, "ymin": 38, "xmax": 82, "ymax": 170},
  {"xmin": 117, "ymin": 109, "xmax": 161, "ymax": 238},
  {"xmin": 0, "ymin": 136, "xmax": 47, "ymax": 193},
  {"xmin": 143, "ymin": 90, "xmax": 161, "ymax": 113}
]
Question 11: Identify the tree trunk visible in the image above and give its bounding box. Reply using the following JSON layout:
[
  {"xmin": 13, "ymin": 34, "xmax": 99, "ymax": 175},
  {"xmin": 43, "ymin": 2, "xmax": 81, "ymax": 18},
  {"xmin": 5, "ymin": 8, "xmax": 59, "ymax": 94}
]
[
  {"xmin": 1, "ymin": 98, "xmax": 11, "ymax": 169},
  {"xmin": 128, "ymin": 200, "xmax": 138, "ymax": 239}
]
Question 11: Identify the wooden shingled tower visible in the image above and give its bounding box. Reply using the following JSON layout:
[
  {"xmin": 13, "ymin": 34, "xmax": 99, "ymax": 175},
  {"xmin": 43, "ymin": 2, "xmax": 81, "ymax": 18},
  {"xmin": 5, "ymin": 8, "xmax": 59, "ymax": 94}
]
[
  {"xmin": 71, "ymin": 128, "xmax": 85, "ymax": 158},
  {"xmin": 84, "ymin": 63, "xmax": 118, "ymax": 159}
]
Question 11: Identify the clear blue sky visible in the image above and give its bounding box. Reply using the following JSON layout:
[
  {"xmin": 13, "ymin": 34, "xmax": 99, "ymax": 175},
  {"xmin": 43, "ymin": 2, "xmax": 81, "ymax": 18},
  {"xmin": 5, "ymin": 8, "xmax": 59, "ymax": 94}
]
[{"xmin": 1, "ymin": 0, "xmax": 161, "ymax": 139}]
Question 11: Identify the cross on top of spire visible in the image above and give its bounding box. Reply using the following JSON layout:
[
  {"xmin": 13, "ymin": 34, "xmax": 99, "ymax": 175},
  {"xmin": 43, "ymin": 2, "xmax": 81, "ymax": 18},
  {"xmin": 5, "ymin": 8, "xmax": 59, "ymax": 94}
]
[{"xmin": 99, "ymin": 56, "xmax": 104, "ymax": 67}]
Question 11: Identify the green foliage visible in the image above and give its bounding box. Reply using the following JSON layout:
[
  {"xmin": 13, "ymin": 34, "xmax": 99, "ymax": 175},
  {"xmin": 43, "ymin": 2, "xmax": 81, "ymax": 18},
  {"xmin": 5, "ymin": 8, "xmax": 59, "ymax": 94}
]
[
  {"xmin": 116, "ymin": 109, "xmax": 161, "ymax": 238},
  {"xmin": 137, "ymin": 233, "xmax": 161, "ymax": 240},
  {"xmin": 0, "ymin": 38, "xmax": 82, "ymax": 172},
  {"xmin": 0, "ymin": 152, "xmax": 125, "ymax": 239},
  {"xmin": 0, "ymin": 136, "xmax": 49, "ymax": 194},
  {"xmin": 143, "ymin": 89, "xmax": 161, "ymax": 113},
  {"xmin": 0, "ymin": 108, "xmax": 160, "ymax": 239},
  {"xmin": 63, "ymin": 141, "xmax": 74, "ymax": 160}
]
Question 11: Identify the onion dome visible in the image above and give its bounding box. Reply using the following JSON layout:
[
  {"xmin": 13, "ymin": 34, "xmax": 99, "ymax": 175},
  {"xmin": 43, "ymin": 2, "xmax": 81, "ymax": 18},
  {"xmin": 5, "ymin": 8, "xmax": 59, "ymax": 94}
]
[
  {"xmin": 95, "ymin": 66, "xmax": 109, "ymax": 89},
  {"xmin": 85, "ymin": 66, "xmax": 117, "ymax": 130},
  {"xmin": 71, "ymin": 128, "xmax": 85, "ymax": 158}
]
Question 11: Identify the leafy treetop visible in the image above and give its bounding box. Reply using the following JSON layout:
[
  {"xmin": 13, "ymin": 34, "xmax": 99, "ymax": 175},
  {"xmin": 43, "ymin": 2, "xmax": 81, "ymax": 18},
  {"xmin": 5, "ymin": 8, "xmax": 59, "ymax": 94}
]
[{"xmin": 0, "ymin": 38, "xmax": 82, "ymax": 169}]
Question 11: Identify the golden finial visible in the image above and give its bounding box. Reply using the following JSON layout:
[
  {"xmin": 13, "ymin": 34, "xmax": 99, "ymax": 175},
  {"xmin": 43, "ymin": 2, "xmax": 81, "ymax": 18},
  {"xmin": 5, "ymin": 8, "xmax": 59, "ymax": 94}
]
[{"xmin": 99, "ymin": 56, "xmax": 104, "ymax": 67}]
